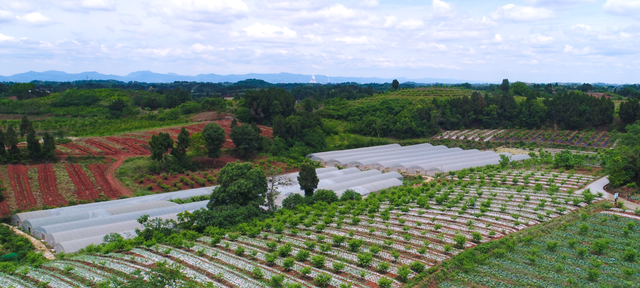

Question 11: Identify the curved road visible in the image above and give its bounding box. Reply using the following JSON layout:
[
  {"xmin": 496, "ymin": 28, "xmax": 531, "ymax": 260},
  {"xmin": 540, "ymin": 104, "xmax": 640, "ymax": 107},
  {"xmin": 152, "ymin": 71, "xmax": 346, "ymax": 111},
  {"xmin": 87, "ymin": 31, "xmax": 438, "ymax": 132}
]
[{"xmin": 579, "ymin": 176, "xmax": 640, "ymax": 210}]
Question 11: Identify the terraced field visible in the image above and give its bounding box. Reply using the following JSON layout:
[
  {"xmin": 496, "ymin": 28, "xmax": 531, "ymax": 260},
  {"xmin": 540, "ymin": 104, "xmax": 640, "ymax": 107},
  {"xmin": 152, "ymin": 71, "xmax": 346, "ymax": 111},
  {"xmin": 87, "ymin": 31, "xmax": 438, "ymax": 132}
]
[{"xmin": 11, "ymin": 170, "xmax": 603, "ymax": 287}]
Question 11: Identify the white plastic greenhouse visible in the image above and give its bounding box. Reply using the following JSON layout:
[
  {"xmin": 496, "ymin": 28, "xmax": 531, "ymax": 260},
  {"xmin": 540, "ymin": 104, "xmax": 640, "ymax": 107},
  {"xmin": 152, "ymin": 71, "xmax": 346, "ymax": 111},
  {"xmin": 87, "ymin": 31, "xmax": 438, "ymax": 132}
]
[
  {"xmin": 276, "ymin": 169, "xmax": 404, "ymax": 197},
  {"xmin": 308, "ymin": 144, "xmax": 531, "ymax": 175}
]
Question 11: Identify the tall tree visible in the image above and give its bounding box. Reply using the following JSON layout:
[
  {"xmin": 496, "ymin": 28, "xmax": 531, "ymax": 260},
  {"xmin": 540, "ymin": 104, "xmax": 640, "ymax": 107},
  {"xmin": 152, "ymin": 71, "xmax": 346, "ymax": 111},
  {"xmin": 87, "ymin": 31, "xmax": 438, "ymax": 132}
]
[
  {"xmin": 26, "ymin": 127, "xmax": 41, "ymax": 160},
  {"xmin": 171, "ymin": 127, "xmax": 191, "ymax": 164},
  {"xmin": 41, "ymin": 132, "xmax": 56, "ymax": 160},
  {"xmin": 0, "ymin": 128, "xmax": 5, "ymax": 157},
  {"xmin": 229, "ymin": 124, "xmax": 261, "ymax": 159},
  {"xmin": 5, "ymin": 126, "xmax": 20, "ymax": 158},
  {"xmin": 207, "ymin": 161, "xmax": 267, "ymax": 209},
  {"xmin": 19, "ymin": 115, "xmax": 31, "ymax": 137},
  {"xmin": 149, "ymin": 132, "xmax": 173, "ymax": 162},
  {"xmin": 499, "ymin": 79, "xmax": 510, "ymax": 94},
  {"xmin": 202, "ymin": 122, "xmax": 226, "ymax": 165},
  {"xmin": 392, "ymin": 79, "xmax": 400, "ymax": 91},
  {"xmin": 619, "ymin": 99, "xmax": 640, "ymax": 125},
  {"xmin": 298, "ymin": 164, "xmax": 319, "ymax": 198}
]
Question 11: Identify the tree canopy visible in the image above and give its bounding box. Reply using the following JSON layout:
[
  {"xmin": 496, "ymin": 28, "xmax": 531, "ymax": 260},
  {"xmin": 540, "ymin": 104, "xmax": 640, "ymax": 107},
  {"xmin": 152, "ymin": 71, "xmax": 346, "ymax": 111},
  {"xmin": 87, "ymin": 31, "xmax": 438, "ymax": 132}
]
[
  {"xmin": 202, "ymin": 122, "xmax": 227, "ymax": 162},
  {"xmin": 298, "ymin": 163, "xmax": 319, "ymax": 197},
  {"xmin": 208, "ymin": 161, "xmax": 267, "ymax": 209}
]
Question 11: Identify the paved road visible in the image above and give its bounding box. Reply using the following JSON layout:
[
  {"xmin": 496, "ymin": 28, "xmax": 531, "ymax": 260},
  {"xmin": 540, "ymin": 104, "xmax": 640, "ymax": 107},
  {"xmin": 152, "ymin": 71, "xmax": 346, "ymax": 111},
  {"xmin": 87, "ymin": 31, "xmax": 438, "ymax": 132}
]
[{"xmin": 578, "ymin": 176, "xmax": 640, "ymax": 211}]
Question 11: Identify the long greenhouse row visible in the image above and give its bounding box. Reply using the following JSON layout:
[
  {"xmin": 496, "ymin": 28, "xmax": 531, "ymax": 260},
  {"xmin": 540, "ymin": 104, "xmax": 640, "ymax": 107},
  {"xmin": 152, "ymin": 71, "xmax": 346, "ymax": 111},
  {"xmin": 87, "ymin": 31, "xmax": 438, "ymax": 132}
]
[
  {"xmin": 307, "ymin": 144, "xmax": 531, "ymax": 175},
  {"xmin": 277, "ymin": 167, "xmax": 404, "ymax": 197}
]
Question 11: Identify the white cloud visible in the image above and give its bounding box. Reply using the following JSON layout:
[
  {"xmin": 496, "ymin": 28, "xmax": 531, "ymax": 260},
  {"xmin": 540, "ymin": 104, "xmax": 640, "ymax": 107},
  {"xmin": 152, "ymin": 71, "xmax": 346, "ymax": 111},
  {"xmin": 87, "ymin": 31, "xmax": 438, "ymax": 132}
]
[
  {"xmin": 359, "ymin": 0, "xmax": 378, "ymax": 8},
  {"xmin": 0, "ymin": 33, "xmax": 15, "ymax": 41},
  {"xmin": 416, "ymin": 42, "xmax": 448, "ymax": 51},
  {"xmin": 529, "ymin": 33, "xmax": 554, "ymax": 44},
  {"xmin": 491, "ymin": 4, "xmax": 554, "ymax": 21},
  {"xmin": 431, "ymin": 0, "xmax": 457, "ymax": 19},
  {"xmin": 529, "ymin": 0, "xmax": 593, "ymax": 7},
  {"xmin": 303, "ymin": 34, "xmax": 323, "ymax": 43},
  {"xmin": 564, "ymin": 45, "xmax": 591, "ymax": 54},
  {"xmin": 0, "ymin": 10, "xmax": 13, "ymax": 22},
  {"xmin": 16, "ymin": 12, "xmax": 54, "ymax": 26},
  {"xmin": 397, "ymin": 19, "xmax": 424, "ymax": 30},
  {"xmin": 293, "ymin": 4, "xmax": 377, "ymax": 27},
  {"xmin": 383, "ymin": 15, "xmax": 398, "ymax": 28},
  {"xmin": 147, "ymin": 0, "xmax": 249, "ymax": 24},
  {"xmin": 51, "ymin": 0, "xmax": 116, "ymax": 11},
  {"xmin": 334, "ymin": 36, "xmax": 370, "ymax": 44},
  {"xmin": 243, "ymin": 23, "xmax": 297, "ymax": 38},
  {"xmin": 494, "ymin": 34, "xmax": 503, "ymax": 42},
  {"xmin": 603, "ymin": 0, "xmax": 640, "ymax": 16},
  {"xmin": 256, "ymin": 0, "xmax": 323, "ymax": 11}
]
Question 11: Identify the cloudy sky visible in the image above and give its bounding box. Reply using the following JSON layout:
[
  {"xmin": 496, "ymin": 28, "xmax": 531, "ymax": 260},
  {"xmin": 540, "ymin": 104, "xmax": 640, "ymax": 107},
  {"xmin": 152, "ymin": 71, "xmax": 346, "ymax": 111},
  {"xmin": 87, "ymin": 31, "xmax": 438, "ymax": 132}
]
[{"xmin": 0, "ymin": 0, "xmax": 639, "ymax": 83}]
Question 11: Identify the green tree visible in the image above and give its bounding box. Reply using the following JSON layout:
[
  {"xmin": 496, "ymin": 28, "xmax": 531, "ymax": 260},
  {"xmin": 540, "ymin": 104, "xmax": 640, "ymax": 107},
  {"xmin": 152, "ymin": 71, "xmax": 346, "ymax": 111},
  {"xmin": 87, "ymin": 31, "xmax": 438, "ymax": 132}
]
[
  {"xmin": 606, "ymin": 145, "xmax": 640, "ymax": 187},
  {"xmin": 202, "ymin": 122, "xmax": 227, "ymax": 165},
  {"xmin": 5, "ymin": 126, "xmax": 20, "ymax": 159},
  {"xmin": 207, "ymin": 161, "xmax": 267, "ymax": 209},
  {"xmin": 188, "ymin": 132, "xmax": 207, "ymax": 157},
  {"xmin": 149, "ymin": 132, "xmax": 173, "ymax": 162},
  {"xmin": 229, "ymin": 124, "xmax": 261, "ymax": 159},
  {"xmin": 0, "ymin": 180, "xmax": 6, "ymax": 202},
  {"xmin": 41, "ymin": 132, "xmax": 56, "ymax": 160},
  {"xmin": 0, "ymin": 128, "xmax": 5, "ymax": 158},
  {"xmin": 26, "ymin": 127, "xmax": 41, "ymax": 160},
  {"xmin": 619, "ymin": 99, "xmax": 640, "ymax": 125},
  {"xmin": 298, "ymin": 164, "xmax": 319, "ymax": 198},
  {"xmin": 19, "ymin": 115, "xmax": 31, "ymax": 137},
  {"xmin": 171, "ymin": 127, "xmax": 190, "ymax": 164},
  {"xmin": 392, "ymin": 79, "xmax": 400, "ymax": 90},
  {"xmin": 618, "ymin": 123, "xmax": 640, "ymax": 148}
]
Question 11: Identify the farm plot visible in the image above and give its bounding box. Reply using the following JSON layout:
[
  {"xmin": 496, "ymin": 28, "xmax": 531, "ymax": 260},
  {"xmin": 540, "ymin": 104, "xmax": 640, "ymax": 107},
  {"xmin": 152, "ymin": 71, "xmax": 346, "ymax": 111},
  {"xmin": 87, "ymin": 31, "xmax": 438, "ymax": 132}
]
[
  {"xmin": 88, "ymin": 164, "xmax": 119, "ymax": 199},
  {"xmin": 65, "ymin": 164, "xmax": 101, "ymax": 201},
  {"xmin": 438, "ymin": 209, "xmax": 640, "ymax": 288},
  {"xmin": 448, "ymin": 170, "xmax": 596, "ymax": 191},
  {"xmin": 437, "ymin": 129, "xmax": 615, "ymax": 148},
  {"xmin": 7, "ymin": 165, "xmax": 37, "ymax": 210},
  {"xmin": 13, "ymin": 176, "xmax": 605, "ymax": 287},
  {"xmin": 38, "ymin": 164, "xmax": 67, "ymax": 207}
]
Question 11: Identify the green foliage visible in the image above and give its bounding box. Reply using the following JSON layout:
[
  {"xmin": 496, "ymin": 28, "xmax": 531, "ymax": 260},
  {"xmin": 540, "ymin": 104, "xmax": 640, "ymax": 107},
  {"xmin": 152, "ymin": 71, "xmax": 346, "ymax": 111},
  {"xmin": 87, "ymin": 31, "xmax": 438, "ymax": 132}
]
[
  {"xmin": 313, "ymin": 189, "xmax": 338, "ymax": 204},
  {"xmin": 229, "ymin": 124, "xmax": 261, "ymax": 159},
  {"xmin": 202, "ymin": 122, "xmax": 226, "ymax": 161},
  {"xmin": 298, "ymin": 163, "xmax": 319, "ymax": 197}
]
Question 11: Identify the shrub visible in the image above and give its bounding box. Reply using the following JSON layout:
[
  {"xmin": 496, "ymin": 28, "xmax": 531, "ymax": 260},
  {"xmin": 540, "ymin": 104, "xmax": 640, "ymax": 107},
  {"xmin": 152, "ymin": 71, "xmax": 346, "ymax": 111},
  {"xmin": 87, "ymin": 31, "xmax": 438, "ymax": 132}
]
[
  {"xmin": 357, "ymin": 252, "xmax": 374, "ymax": 267},
  {"xmin": 332, "ymin": 261, "xmax": 345, "ymax": 272},
  {"xmin": 314, "ymin": 273, "xmax": 332, "ymax": 287},
  {"xmin": 311, "ymin": 255, "xmax": 326, "ymax": 268},
  {"xmin": 252, "ymin": 267, "xmax": 263, "ymax": 279},
  {"xmin": 591, "ymin": 239, "xmax": 610, "ymax": 255},
  {"xmin": 453, "ymin": 234, "xmax": 467, "ymax": 249},
  {"xmin": 546, "ymin": 241, "xmax": 559, "ymax": 251},
  {"xmin": 410, "ymin": 261, "xmax": 426, "ymax": 273},
  {"xmin": 295, "ymin": 249, "xmax": 310, "ymax": 262},
  {"xmin": 378, "ymin": 277, "xmax": 393, "ymax": 288},
  {"xmin": 396, "ymin": 265, "xmax": 411, "ymax": 282},
  {"xmin": 377, "ymin": 262, "xmax": 390, "ymax": 273},
  {"xmin": 624, "ymin": 249, "xmax": 637, "ymax": 262},
  {"xmin": 587, "ymin": 269, "xmax": 600, "ymax": 282}
]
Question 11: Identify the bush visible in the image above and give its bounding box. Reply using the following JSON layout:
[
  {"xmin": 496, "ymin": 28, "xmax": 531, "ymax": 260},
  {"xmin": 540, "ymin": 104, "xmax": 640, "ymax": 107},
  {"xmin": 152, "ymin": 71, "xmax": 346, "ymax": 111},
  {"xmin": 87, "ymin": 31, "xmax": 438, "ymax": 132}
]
[
  {"xmin": 314, "ymin": 273, "xmax": 332, "ymax": 287},
  {"xmin": 311, "ymin": 255, "xmax": 326, "ymax": 268},
  {"xmin": 357, "ymin": 252, "xmax": 373, "ymax": 267},
  {"xmin": 396, "ymin": 265, "xmax": 411, "ymax": 282},
  {"xmin": 410, "ymin": 261, "xmax": 426, "ymax": 273},
  {"xmin": 340, "ymin": 189, "xmax": 362, "ymax": 202},
  {"xmin": 587, "ymin": 268, "xmax": 600, "ymax": 282},
  {"xmin": 378, "ymin": 277, "xmax": 393, "ymax": 288},
  {"xmin": 313, "ymin": 189, "xmax": 338, "ymax": 204}
]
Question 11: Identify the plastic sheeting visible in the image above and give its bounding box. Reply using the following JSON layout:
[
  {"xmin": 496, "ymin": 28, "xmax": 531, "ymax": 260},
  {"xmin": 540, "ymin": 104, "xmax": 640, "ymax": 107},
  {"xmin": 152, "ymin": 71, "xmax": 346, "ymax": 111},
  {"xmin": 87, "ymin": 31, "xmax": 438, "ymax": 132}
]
[
  {"xmin": 13, "ymin": 186, "xmax": 215, "ymax": 226},
  {"xmin": 22, "ymin": 201, "xmax": 177, "ymax": 232},
  {"xmin": 308, "ymin": 144, "xmax": 531, "ymax": 176},
  {"xmin": 334, "ymin": 178, "xmax": 404, "ymax": 196},
  {"xmin": 33, "ymin": 201, "xmax": 208, "ymax": 239}
]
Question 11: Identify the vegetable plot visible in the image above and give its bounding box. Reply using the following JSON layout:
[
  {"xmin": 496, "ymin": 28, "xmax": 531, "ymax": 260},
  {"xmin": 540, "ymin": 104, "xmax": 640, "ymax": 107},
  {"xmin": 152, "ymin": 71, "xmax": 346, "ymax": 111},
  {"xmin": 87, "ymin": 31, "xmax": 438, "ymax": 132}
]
[{"xmin": 439, "ymin": 209, "xmax": 640, "ymax": 287}]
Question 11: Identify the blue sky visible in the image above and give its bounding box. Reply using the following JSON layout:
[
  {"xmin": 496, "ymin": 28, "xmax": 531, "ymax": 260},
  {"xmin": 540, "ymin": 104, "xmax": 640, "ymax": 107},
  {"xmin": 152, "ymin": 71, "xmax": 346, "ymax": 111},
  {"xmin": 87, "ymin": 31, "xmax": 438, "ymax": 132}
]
[{"xmin": 0, "ymin": 0, "xmax": 638, "ymax": 83}]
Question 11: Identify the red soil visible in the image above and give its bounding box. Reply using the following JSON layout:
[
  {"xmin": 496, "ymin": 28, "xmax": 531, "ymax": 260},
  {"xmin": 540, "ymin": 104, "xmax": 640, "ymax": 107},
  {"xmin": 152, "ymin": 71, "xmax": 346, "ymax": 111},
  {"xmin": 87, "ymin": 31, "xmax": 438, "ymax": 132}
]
[
  {"xmin": 7, "ymin": 165, "xmax": 37, "ymax": 210},
  {"xmin": 89, "ymin": 163, "xmax": 119, "ymax": 199},
  {"xmin": 84, "ymin": 139, "xmax": 120, "ymax": 155},
  {"xmin": 38, "ymin": 164, "xmax": 66, "ymax": 207},
  {"xmin": 65, "ymin": 164, "xmax": 100, "ymax": 200},
  {"xmin": 104, "ymin": 137, "xmax": 150, "ymax": 155}
]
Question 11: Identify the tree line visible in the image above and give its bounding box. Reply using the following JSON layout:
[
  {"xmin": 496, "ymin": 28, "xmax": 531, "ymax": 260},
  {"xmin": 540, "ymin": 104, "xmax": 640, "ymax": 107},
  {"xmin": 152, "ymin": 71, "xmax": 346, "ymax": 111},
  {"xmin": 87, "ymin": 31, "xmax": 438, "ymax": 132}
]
[{"xmin": 0, "ymin": 116, "xmax": 56, "ymax": 163}]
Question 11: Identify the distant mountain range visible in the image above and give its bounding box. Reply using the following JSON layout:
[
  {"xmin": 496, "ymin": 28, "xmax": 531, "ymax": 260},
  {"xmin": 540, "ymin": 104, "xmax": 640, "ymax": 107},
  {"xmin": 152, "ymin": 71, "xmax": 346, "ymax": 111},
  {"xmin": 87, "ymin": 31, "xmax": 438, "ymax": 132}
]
[{"xmin": 0, "ymin": 70, "xmax": 480, "ymax": 84}]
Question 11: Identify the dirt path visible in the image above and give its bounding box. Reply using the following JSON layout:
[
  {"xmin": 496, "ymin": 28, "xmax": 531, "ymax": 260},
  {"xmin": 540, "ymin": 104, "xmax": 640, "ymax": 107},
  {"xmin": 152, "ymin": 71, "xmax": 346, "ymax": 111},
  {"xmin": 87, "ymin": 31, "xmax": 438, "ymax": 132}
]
[
  {"xmin": 2, "ymin": 224, "xmax": 55, "ymax": 260},
  {"xmin": 106, "ymin": 155, "xmax": 135, "ymax": 197}
]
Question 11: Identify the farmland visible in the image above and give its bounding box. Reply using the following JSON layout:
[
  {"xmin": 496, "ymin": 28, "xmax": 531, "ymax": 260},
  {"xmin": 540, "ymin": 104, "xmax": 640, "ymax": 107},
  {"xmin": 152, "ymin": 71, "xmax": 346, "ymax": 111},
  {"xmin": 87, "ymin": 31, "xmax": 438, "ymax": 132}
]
[
  {"xmin": 0, "ymin": 120, "xmax": 274, "ymax": 217},
  {"xmin": 438, "ymin": 209, "xmax": 640, "ymax": 287},
  {"xmin": 5, "ymin": 167, "xmax": 606, "ymax": 287},
  {"xmin": 435, "ymin": 129, "xmax": 616, "ymax": 149}
]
